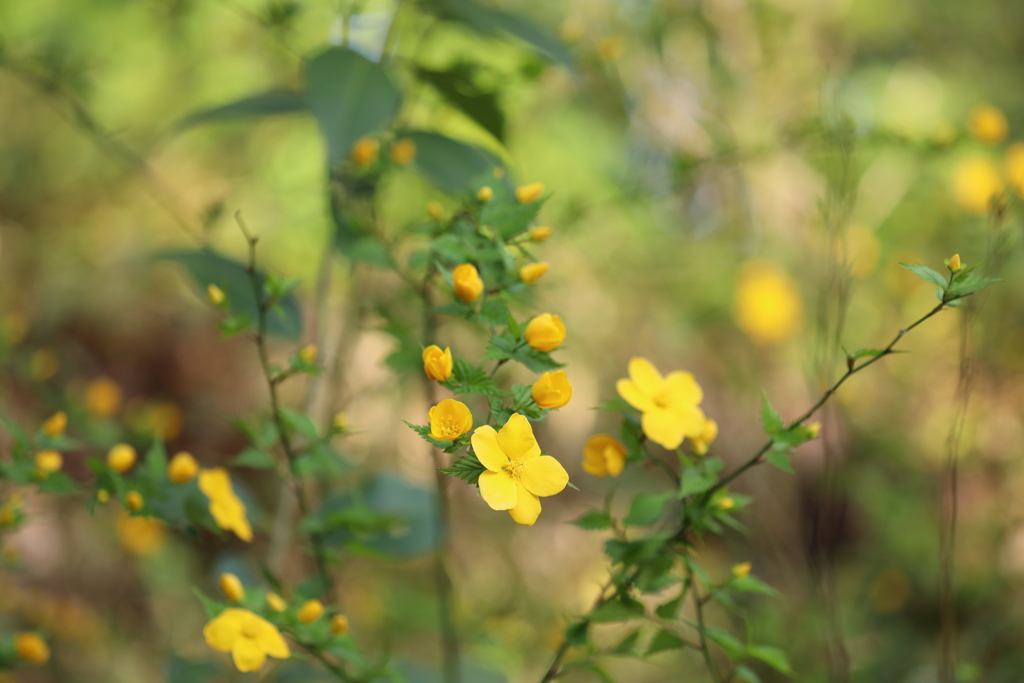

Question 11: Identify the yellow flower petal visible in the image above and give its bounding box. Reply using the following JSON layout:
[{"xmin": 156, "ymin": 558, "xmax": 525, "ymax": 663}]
[
  {"xmin": 603, "ymin": 444, "xmax": 626, "ymax": 476},
  {"xmin": 628, "ymin": 357, "xmax": 663, "ymax": 396},
  {"xmin": 479, "ymin": 470, "xmax": 517, "ymax": 510},
  {"xmin": 662, "ymin": 371, "xmax": 703, "ymax": 407},
  {"xmin": 508, "ymin": 483, "xmax": 542, "ymax": 526},
  {"xmin": 497, "ymin": 414, "xmax": 541, "ymax": 461},
  {"xmin": 641, "ymin": 408, "xmax": 687, "ymax": 450},
  {"xmin": 252, "ymin": 619, "xmax": 290, "ymax": 659},
  {"xmin": 232, "ymin": 637, "xmax": 267, "ymax": 672},
  {"xmin": 616, "ymin": 379, "xmax": 657, "ymax": 413},
  {"xmin": 520, "ymin": 455, "xmax": 569, "ymax": 497},
  {"xmin": 471, "ymin": 426, "xmax": 507, "ymax": 472},
  {"xmin": 198, "ymin": 468, "xmax": 233, "ymax": 499},
  {"xmin": 203, "ymin": 609, "xmax": 246, "ymax": 652},
  {"xmin": 677, "ymin": 405, "xmax": 708, "ymax": 438}
]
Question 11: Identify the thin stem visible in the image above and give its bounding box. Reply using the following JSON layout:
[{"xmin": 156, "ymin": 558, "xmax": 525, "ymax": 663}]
[{"xmin": 687, "ymin": 562, "xmax": 723, "ymax": 683}]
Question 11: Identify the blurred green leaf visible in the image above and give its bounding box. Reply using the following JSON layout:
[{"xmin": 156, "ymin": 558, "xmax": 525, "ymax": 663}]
[
  {"xmin": 175, "ymin": 90, "xmax": 306, "ymax": 130},
  {"xmin": 166, "ymin": 654, "xmax": 221, "ymax": 683},
  {"xmin": 704, "ymin": 627, "xmax": 745, "ymax": 660},
  {"xmin": 402, "ymin": 130, "xmax": 503, "ymax": 194},
  {"xmin": 764, "ymin": 448, "xmax": 794, "ymax": 474},
  {"xmin": 570, "ymin": 510, "xmax": 613, "ymax": 530},
  {"xmin": 655, "ymin": 595, "xmax": 683, "ymax": 619},
  {"xmin": 623, "ymin": 491, "xmax": 673, "ymax": 526},
  {"xmin": 416, "ymin": 64, "xmax": 505, "ymax": 141},
  {"xmin": 760, "ymin": 393, "xmax": 783, "ymax": 435},
  {"xmin": 613, "ymin": 629, "xmax": 640, "ymax": 655},
  {"xmin": 647, "ymin": 629, "xmax": 686, "ymax": 655},
  {"xmin": 747, "ymin": 644, "xmax": 793, "ymax": 675},
  {"xmin": 679, "ymin": 458, "xmax": 723, "ymax": 497},
  {"xmin": 733, "ymin": 665, "xmax": 763, "ymax": 683},
  {"xmin": 590, "ymin": 595, "xmax": 645, "ymax": 622}
]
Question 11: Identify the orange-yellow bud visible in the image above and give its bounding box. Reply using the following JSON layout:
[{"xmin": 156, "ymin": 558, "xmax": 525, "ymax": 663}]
[
  {"xmin": 427, "ymin": 201, "xmax": 444, "ymax": 220},
  {"xmin": 35, "ymin": 450, "xmax": 63, "ymax": 474},
  {"xmin": 520, "ymin": 262, "xmax": 549, "ymax": 284},
  {"xmin": 219, "ymin": 572, "xmax": 245, "ymax": 602},
  {"xmin": 596, "ymin": 35, "xmax": 626, "ymax": 61},
  {"xmin": 266, "ymin": 592, "xmax": 287, "ymax": 612},
  {"xmin": 167, "ymin": 452, "xmax": 199, "ymax": 484},
  {"xmin": 524, "ymin": 313, "xmax": 565, "ymax": 352},
  {"xmin": 948, "ymin": 254, "xmax": 962, "ymax": 273},
  {"xmin": 330, "ymin": 614, "xmax": 350, "ymax": 635},
  {"xmin": 389, "ymin": 138, "xmax": 416, "ymax": 165},
  {"xmin": 529, "ymin": 226, "xmax": 553, "ymax": 242},
  {"xmin": 582, "ymin": 434, "xmax": 627, "ymax": 478},
  {"xmin": 42, "ymin": 411, "xmax": 67, "ymax": 437},
  {"xmin": 126, "ymin": 491, "xmax": 144, "ymax": 512},
  {"xmin": 299, "ymin": 344, "xmax": 318, "ymax": 364},
  {"xmin": 351, "ymin": 137, "xmax": 380, "ymax": 166},
  {"xmin": 107, "ymin": 443, "xmax": 137, "ymax": 473},
  {"xmin": 422, "ymin": 345, "xmax": 453, "ymax": 382},
  {"xmin": 515, "ymin": 182, "xmax": 544, "ymax": 204},
  {"xmin": 298, "ymin": 599, "xmax": 324, "ymax": 624},
  {"xmin": 968, "ymin": 104, "xmax": 1008, "ymax": 144},
  {"xmin": 732, "ymin": 562, "xmax": 752, "ymax": 579},
  {"xmin": 96, "ymin": 489, "xmax": 111, "ymax": 505},
  {"xmin": 717, "ymin": 496, "xmax": 735, "ymax": 510},
  {"xmin": 452, "ymin": 264, "xmax": 484, "ymax": 303},
  {"xmin": 85, "ymin": 377, "xmax": 123, "ymax": 417},
  {"xmin": 807, "ymin": 422, "xmax": 821, "ymax": 439},
  {"xmin": 476, "ymin": 186, "xmax": 493, "ymax": 202},
  {"xmin": 332, "ymin": 412, "xmax": 349, "ymax": 432},
  {"xmin": 427, "ymin": 399, "xmax": 473, "ymax": 441},
  {"xmin": 15, "ymin": 632, "xmax": 50, "ymax": 665},
  {"xmin": 207, "ymin": 283, "xmax": 225, "ymax": 306},
  {"xmin": 531, "ymin": 371, "xmax": 572, "ymax": 409}
]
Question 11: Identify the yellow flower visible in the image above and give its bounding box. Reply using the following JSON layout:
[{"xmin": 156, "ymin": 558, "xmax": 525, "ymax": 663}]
[
  {"xmin": 116, "ymin": 512, "xmax": 165, "ymax": 556},
  {"xmin": 427, "ymin": 201, "xmax": 444, "ymax": 220},
  {"xmin": 0, "ymin": 502, "xmax": 15, "ymax": 528},
  {"xmin": 520, "ymin": 262, "xmax": 549, "ymax": 284},
  {"xmin": 220, "ymin": 573, "xmax": 245, "ymax": 602},
  {"xmin": 428, "ymin": 399, "xmax": 473, "ymax": 441},
  {"xmin": 330, "ymin": 614, "xmax": 350, "ymax": 635},
  {"xmin": 734, "ymin": 260, "xmax": 803, "ymax": 345},
  {"xmin": 389, "ymin": 138, "xmax": 416, "ymax": 165},
  {"xmin": 35, "ymin": 450, "xmax": 63, "ymax": 474},
  {"xmin": 529, "ymin": 226, "xmax": 553, "ymax": 242},
  {"xmin": 616, "ymin": 357, "xmax": 706, "ymax": 450},
  {"xmin": 351, "ymin": 137, "xmax": 380, "ymax": 166},
  {"xmin": 42, "ymin": 411, "xmax": 67, "ymax": 437},
  {"xmin": 207, "ymin": 283, "xmax": 226, "ymax": 306},
  {"xmin": 732, "ymin": 562, "xmax": 752, "ymax": 579},
  {"xmin": 531, "ymin": 371, "xmax": 572, "ymax": 409},
  {"xmin": 29, "ymin": 348, "xmax": 59, "ymax": 381},
  {"xmin": 85, "ymin": 377, "xmax": 122, "ymax": 417},
  {"xmin": 266, "ymin": 592, "xmax": 287, "ymax": 612},
  {"xmin": 204, "ymin": 608, "xmax": 290, "ymax": 673},
  {"xmin": 690, "ymin": 419, "xmax": 718, "ymax": 456},
  {"xmin": 947, "ymin": 253, "xmax": 962, "ymax": 273},
  {"xmin": 299, "ymin": 344, "xmax": 318, "ymax": 364},
  {"xmin": 452, "ymin": 264, "xmax": 484, "ymax": 303},
  {"xmin": 107, "ymin": 444, "xmax": 137, "ymax": 473},
  {"xmin": 15, "ymin": 632, "xmax": 50, "ymax": 665},
  {"xmin": 471, "ymin": 414, "xmax": 569, "ymax": 526},
  {"xmin": 297, "ymin": 599, "xmax": 324, "ymax": 624},
  {"xmin": 596, "ymin": 35, "xmax": 626, "ymax": 61},
  {"xmin": 477, "ymin": 186, "xmax": 493, "ymax": 202},
  {"xmin": 96, "ymin": 489, "xmax": 111, "ymax": 505},
  {"xmin": 168, "ymin": 452, "xmax": 199, "ymax": 484},
  {"xmin": 952, "ymin": 156, "xmax": 1003, "ymax": 214},
  {"xmin": 582, "ymin": 434, "xmax": 627, "ymax": 477},
  {"xmin": 515, "ymin": 182, "xmax": 544, "ymax": 204},
  {"xmin": 524, "ymin": 313, "xmax": 565, "ymax": 352},
  {"xmin": 126, "ymin": 491, "xmax": 144, "ymax": 512},
  {"xmin": 1006, "ymin": 142, "xmax": 1024, "ymax": 191},
  {"xmin": 198, "ymin": 468, "xmax": 254, "ymax": 542},
  {"xmin": 332, "ymin": 412, "xmax": 349, "ymax": 432},
  {"xmin": 717, "ymin": 496, "xmax": 735, "ymax": 511},
  {"xmin": 806, "ymin": 422, "xmax": 821, "ymax": 439},
  {"xmin": 968, "ymin": 104, "xmax": 1008, "ymax": 144},
  {"xmin": 422, "ymin": 345, "xmax": 453, "ymax": 382}
]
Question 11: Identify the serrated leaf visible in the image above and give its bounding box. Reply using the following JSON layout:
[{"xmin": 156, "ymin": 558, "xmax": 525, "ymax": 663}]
[
  {"xmin": 948, "ymin": 272, "xmax": 1000, "ymax": 298},
  {"xmin": 613, "ymin": 629, "xmax": 640, "ymax": 655},
  {"xmin": 899, "ymin": 262, "xmax": 948, "ymax": 289},
  {"xmin": 679, "ymin": 458, "xmax": 723, "ymax": 498},
  {"xmin": 471, "ymin": 298, "xmax": 510, "ymax": 327},
  {"xmin": 590, "ymin": 596, "xmax": 645, "ymax": 623},
  {"xmin": 405, "ymin": 421, "xmax": 457, "ymax": 450},
  {"xmin": 449, "ymin": 359, "xmax": 507, "ymax": 397},
  {"xmin": 623, "ymin": 492, "xmax": 673, "ymax": 526},
  {"xmin": 440, "ymin": 454, "xmax": 487, "ymax": 485},
  {"xmin": 704, "ymin": 627, "xmax": 745, "ymax": 660},
  {"xmin": 513, "ymin": 346, "xmax": 563, "ymax": 373},
  {"xmin": 655, "ymin": 595, "xmax": 683, "ymax": 619},
  {"xmin": 747, "ymin": 645, "xmax": 793, "ymax": 675},
  {"xmin": 764, "ymin": 448, "xmax": 794, "ymax": 474},
  {"xmin": 570, "ymin": 510, "xmax": 613, "ymax": 530},
  {"xmin": 647, "ymin": 629, "xmax": 686, "ymax": 655},
  {"xmin": 760, "ymin": 393, "xmax": 783, "ymax": 435}
]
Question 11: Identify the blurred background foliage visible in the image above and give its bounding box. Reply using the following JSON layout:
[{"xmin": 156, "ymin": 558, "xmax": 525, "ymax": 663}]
[{"xmin": 2, "ymin": 0, "xmax": 1024, "ymax": 681}]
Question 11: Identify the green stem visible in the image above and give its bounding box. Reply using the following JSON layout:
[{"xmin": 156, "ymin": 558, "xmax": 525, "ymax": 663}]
[{"xmin": 687, "ymin": 562, "xmax": 723, "ymax": 683}]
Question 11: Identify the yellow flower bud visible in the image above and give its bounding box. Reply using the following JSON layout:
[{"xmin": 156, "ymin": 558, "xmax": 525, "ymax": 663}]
[
  {"xmin": 85, "ymin": 377, "xmax": 123, "ymax": 417},
  {"xmin": 427, "ymin": 399, "xmax": 474, "ymax": 441},
  {"xmin": 948, "ymin": 253, "xmax": 962, "ymax": 273},
  {"xmin": 330, "ymin": 614, "xmax": 350, "ymax": 636},
  {"xmin": 427, "ymin": 201, "xmax": 444, "ymax": 220},
  {"xmin": 582, "ymin": 434, "xmax": 627, "ymax": 477},
  {"xmin": 596, "ymin": 35, "xmax": 626, "ymax": 61},
  {"xmin": 107, "ymin": 443, "xmax": 137, "ymax": 473},
  {"xmin": 126, "ymin": 491, "xmax": 144, "ymax": 512},
  {"xmin": 207, "ymin": 283, "xmax": 226, "ymax": 306},
  {"xmin": 422, "ymin": 345, "xmax": 453, "ymax": 382},
  {"xmin": 351, "ymin": 137, "xmax": 380, "ymax": 166},
  {"xmin": 520, "ymin": 262, "xmax": 549, "ymax": 284},
  {"xmin": 524, "ymin": 313, "xmax": 566, "ymax": 352},
  {"xmin": 167, "ymin": 452, "xmax": 199, "ymax": 484},
  {"xmin": 299, "ymin": 344, "xmax": 318, "ymax": 364},
  {"xmin": 219, "ymin": 572, "xmax": 245, "ymax": 602},
  {"xmin": 15, "ymin": 632, "xmax": 50, "ymax": 665},
  {"xmin": 0, "ymin": 506, "xmax": 14, "ymax": 528},
  {"xmin": 968, "ymin": 104, "xmax": 1008, "ymax": 144},
  {"xmin": 529, "ymin": 226, "xmax": 553, "ymax": 242},
  {"xmin": 332, "ymin": 412, "xmax": 349, "ymax": 432},
  {"xmin": 531, "ymin": 371, "xmax": 572, "ymax": 409},
  {"xmin": 717, "ymin": 496, "xmax": 735, "ymax": 511},
  {"xmin": 807, "ymin": 422, "xmax": 821, "ymax": 439},
  {"xmin": 266, "ymin": 592, "xmax": 287, "ymax": 612},
  {"xmin": 389, "ymin": 138, "xmax": 416, "ymax": 165},
  {"xmin": 515, "ymin": 182, "xmax": 544, "ymax": 204},
  {"xmin": 476, "ymin": 186, "xmax": 494, "ymax": 202},
  {"xmin": 690, "ymin": 419, "xmax": 719, "ymax": 456},
  {"xmin": 35, "ymin": 450, "xmax": 63, "ymax": 474},
  {"xmin": 452, "ymin": 264, "xmax": 484, "ymax": 303},
  {"xmin": 96, "ymin": 489, "xmax": 111, "ymax": 505},
  {"xmin": 297, "ymin": 599, "xmax": 324, "ymax": 624},
  {"xmin": 42, "ymin": 411, "xmax": 67, "ymax": 437},
  {"xmin": 732, "ymin": 562, "xmax": 752, "ymax": 579}
]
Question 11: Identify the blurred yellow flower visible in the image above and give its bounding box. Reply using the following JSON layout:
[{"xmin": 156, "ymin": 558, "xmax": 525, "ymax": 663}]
[
  {"xmin": 198, "ymin": 468, "xmax": 253, "ymax": 542},
  {"xmin": 428, "ymin": 399, "xmax": 473, "ymax": 441},
  {"xmin": 266, "ymin": 592, "xmax": 287, "ymax": 612},
  {"xmin": 477, "ymin": 186, "xmax": 493, "ymax": 202},
  {"xmin": 834, "ymin": 225, "xmax": 881, "ymax": 278},
  {"xmin": 42, "ymin": 411, "xmax": 67, "ymax": 437},
  {"xmin": 107, "ymin": 443, "xmax": 137, "ymax": 473},
  {"xmin": 29, "ymin": 348, "xmax": 58, "ymax": 382},
  {"xmin": 952, "ymin": 156, "xmax": 1003, "ymax": 214},
  {"xmin": 389, "ymin": 138, "xmax": 416, "ymax": 165},
  {"xmin": 471, "ymin": 414, "xmax": 568, "ymax": 526},
  {"xmin": 1006, "ymin": 142, "xmax": 1024, "ymax": 191},
  {"xmin": 126, "ymin": 491, "xmax": 144, "ymax": 512},
  {"xmin": 427, "ymin": 201, "xmax": 444, "ymax": 220},
  {"xmin": 207, "ymin": 283, "xmax": 225, "ymax": 306},
  {"xmin": 529, "ymin": 226, "xmax": 553, "ymax": 242},
  {"xmin": 422, "ymin": 345, "xmax": 453, "ymax": 382},
  {"xmin": 204, "ymin": 608, "xmax": 289, "ymax": 672},
  {"xmin": 85, "ymin": 377, "xmax": 123, "ymax": 417},
  {"xmin": 515, "ymin": 182, "xmax": 544, "ymax": 204},
  {"xmin": 524, "ymin": 313, "xmax": 565, "ymax": 352},
  {"xmin": 582, "ymin": 434, "xmax": 627, "ymax": 477},
  {"xmin": 351, "ymin": 137, "xmax": 379, "ymax": 166},
  {"xmin": 220, "ymin": 573, "xmax": 245, "ymax": 602},
  {"xmin": 299, "ymin": 344, "xmax": 318, "ymax": 364},
  {"xmin": 330, "ymin": 614, "xmax": 350, "ymax": 635},
  {"xmin": 717, "ymin": 496, "xmax": 735, "ymax": 510},
  {"xmin": 596, "ymin": 35, "xmax": 625, "ymax": 61},
  {"xmin": 732, "ymin": 562, "xmax": 752, "ymax": 579},
  {"xmin": 734, "ymin": 261, "xmax": 803, "ymax": 345},
  {"xmin": 149, "ymin": 401, "xmax": 184, "ymax": 440},
  {"xmin": 96, "ymin": 489, "xmax": 110, "ymax": 505},
  {"xmin": 690, "ymin": 418, "xmax": 718, "ymax": 456},
  {"xmin": 35, "ymin": 450, "xmax": 63, "ymax": 474},
  {"xmin": 297, "ymin": 599, "xmax": 324, "ymax": 623},
  {"xmin": 520, "ymin": 262, "xmax": 549, "ymax": 284},
  {"xmin": 116, "ymin": 511, "xmax": 165, "ymax": 556},
  {"xmin": 15, "ymin": 632, "xmax": 50, "ymax": 665},
  {"xmin": 453, "ymin": 264, "xmax": 484, "ymax": 303},
  {"xmin": 968, "ymin": 104, "xmax": 1008, "ymax": 144},
  {"xmin": 168, "ymin": 452, "xmax": 199, "ymax": 484},
  {"xmin": 531, "ymin": 371, "xmax": 572, "ymax": 409},
  {"xmin": 806, "ymin": 421, "xmax": 821, "ymax": 439},
  {"xmin": 616, "ymin": 357, "xmax": 706, "ymax": 450},
  {"xmin": 332, "ymin": 412, "xmax": 349, "ymax": 432}
]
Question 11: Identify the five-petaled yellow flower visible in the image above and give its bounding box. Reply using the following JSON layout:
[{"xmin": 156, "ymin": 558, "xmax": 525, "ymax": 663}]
[
  {"xmin": 524, "ymin": 313, "xmax": 565, "ymax": 352},
  {"xmin": 690, "ymin": 419, "xmax": 718, "ymax": 456},
  {"xmin": 204, "ymin": 608, "xmax": 290, "ymax": 673},
  {"xmin": 582, "ymin": 434, "xmax": 627, "ymax": 477},
  {"xmin": 453, "ymin": 264, "xmax": 484, "ymax": 303},
  {"xmin": 422, "ymin": 345, "xmax": 453, "ymax": 382},
  {"xmin": 199, "ymin": 468, "xmax": 253, "ymax": 542},
  {"xmin": 428, "ymin": 399, "xmax": 473, "ymax": 441},
  {"xmin": 520, "ymin": 262, "xmax": 549, "ymax": 284},
  {"xmin": 531, "ymin": 371, "xmax": 572, "ymax": 409},
  {"xmin": 472, "ymin": 414, "xmax": 568, "ymax": 526},
  {"xmin": 616, "ymin": 357, "xmax": 706, "ymax": 450}
]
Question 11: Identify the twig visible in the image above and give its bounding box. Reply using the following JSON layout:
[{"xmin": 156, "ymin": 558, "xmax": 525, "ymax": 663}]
[{"xmin": 687, "ymin": 561, "xmax": 723, "ymax": 683}]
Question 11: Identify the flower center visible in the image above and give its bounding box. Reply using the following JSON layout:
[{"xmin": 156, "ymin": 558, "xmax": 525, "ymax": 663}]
[
  {"xmin": 241, "ymin": 621, "xmax": 262, "ymax": 639},
  {"xmin": 503, "ymin": 458, "xmax": 525, "ymax": 480},
  {"xmin": 436, "ymin": 417, "xmax": 461, "ymax": 439},
  {"xmin": 653, "ymin": 393, "xmax": 672, "ymax": 409}
]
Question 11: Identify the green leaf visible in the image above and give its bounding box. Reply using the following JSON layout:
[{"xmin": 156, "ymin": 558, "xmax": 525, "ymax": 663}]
[
  {"xmin": 175, "ymin": 90, "xmax": 306, "ymax": 129},
  {"xmin": 899, "ymin": 262, "xmax": 948, "ymax": 289},
  {"xmin": 448, "ymin": 359, "xmax": 507, "ymax": 397},
  {"xmin": 416, "ymin": 64, "xmax": 505, "ymax": 141},
  {"xmin": 143, "ymin": 437, "xmax": 168, "ymax": 486},
  {"xmin": 402, "ymin": 130, "xmax": 502, "ymax": 195},
  {"xmin": 193, "ymin": 589, "xmax": 226, "ymax": 620},
  {"xmin": 623, "ymin": 492, "xmax": 673, "ymax": 526},
  {"xmin": 570, "ymin": 510, "xmax": 613, "ymax": 530},
  {"xmin": 157, "ymin": 249, "xmax": 302, "ymax": 339},
  {"xmin": 471, "ymin": 298, "xmax": 510, "ymax": 327},
  {"xmin": 440, "ymin": 454, "xmax": 487, "ymax": 485},
  {"xmin": 747, "ymin": 645, "xmax": 793, "ymax": 675},
  {"xmin": 305, "ymin": 47, "xmax": 401, "ymax": 166},
  {"xmin": 947, "ymin": 272, "xmax": 1000, "ymax": 298},
  {"xmin": 704, "ymin": 627, "xmax": 745, "ymax": 660},
  {"xmin": 513, "ymin": 346, "xmax": 564, "ymax": 373},
  {"xmin": 760, "ymin": 393, "xmax": 783, "ymax": 435},
  {"xmin": 37, "ymin": 472, "xmax": 77, "ymax": 495},
  {"xmin": 679, "ymin": 458, "xmax": 723, "ymax": 498},
  {"xmin": 279, "ymin": 409, "xmax": 319, "ymax": 440},
  {"xmin": 731, "ymin": 576, "xmax": 781, "ymax": 598},
  {"xmin": 594, "ymin": 397, "xmax": 634, "ymax": 413},
  {"xmin": 655, "ymin": 595, "xmax": 683, "ymax": 619},
  {"xmin": 565, "ymin": 620, "xmax": 589, "ymax": 646},
  {"xmin": 612, "ymin": 629, "xmax": 640, "ymax": 655},
  {"xmin": 590, "ymin": 596, "xmax": 645, "ymax": 623},
  {"xmin": 764, "ymin": 448, "xmax": 794, "ymax": 474},
  {"xmin": 404, "ymin": 421, "xmax": 456, "ymax": 450},
  {"xmin": 732, "ymin": 665, "xmax": 764, "ymax": 683},
  {"xmin": 647, "ymin": 629, "xmax": 686, "ymax": 655},
  {"xmin": 480, "ymin": 193, "xmax": 542, "ymax": 239}
]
